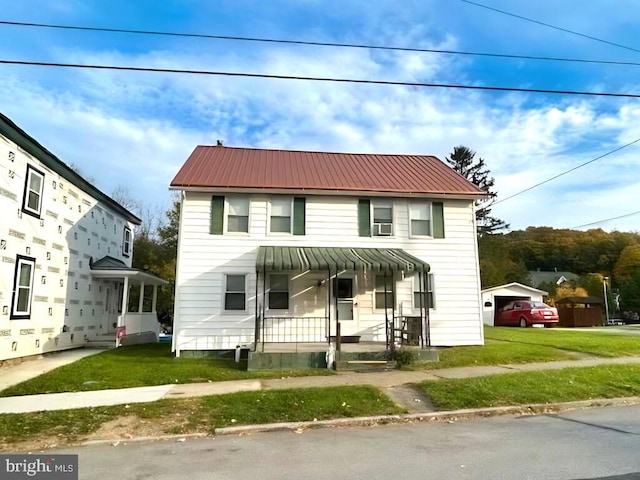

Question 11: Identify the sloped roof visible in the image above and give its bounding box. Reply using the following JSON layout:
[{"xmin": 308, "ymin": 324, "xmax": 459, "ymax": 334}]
[
  {"xmin": 481, "ymin": 282, "xmax": 548, "ymax": 296},
  {"xmin": 0, "ymin": 112, "xmax": 141, "ymax": 225},
  {"xmin": 529, "ymin": 271, "xmax": 579, "ymax": 286},
  {"xmin": 90, "ymin": 256, "xmax": 128, "ymax": 270},
  {"xmin": 170, "ymin": 146, "xmax": 485, "ymax": 196}
]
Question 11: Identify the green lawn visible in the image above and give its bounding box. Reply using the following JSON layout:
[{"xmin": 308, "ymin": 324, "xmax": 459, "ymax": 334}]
[
  {"xmin": 421, "ymin": 363, "xmax": 640, "ymax": 411},
  {"xmin": 0, "ymin": 386, "xmax": 404, "ymax": 446},
  {"xmin": 485, "ymin": 326, "xmax": 640, "ymax": 357},
  {"xmin": 0, "ymin": 343, "xmax": 333, "ymax": 396}
]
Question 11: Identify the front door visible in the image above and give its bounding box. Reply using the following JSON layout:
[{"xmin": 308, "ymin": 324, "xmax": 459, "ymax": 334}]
[
  {"xmin": 335, "ymin": 277, "xmax": 355, "ymax": 323},
  {"xmin": 104, "ymin": 282, "xmax": 121, "ymax": 333}
]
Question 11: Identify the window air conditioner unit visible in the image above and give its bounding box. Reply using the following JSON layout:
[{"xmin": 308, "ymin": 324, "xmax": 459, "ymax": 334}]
[{"xmin": 374, "ymin": 222, "xmax": 393, "ymax": 236}]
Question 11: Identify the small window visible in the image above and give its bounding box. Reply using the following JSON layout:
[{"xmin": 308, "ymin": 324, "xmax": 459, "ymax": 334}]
[
  {"xmin": 22, "ymin": 166, "xmax": 45, "ymax": 217},
  {"xmin": 413, "ymin": 273, "xmax": 435, "ymax": 309},
  {"xmin": 123, "ymin": 227, "xmax": 132, "ymax": 257},
  {"xmin": 268, "ymin": 274, "xmax": 289, "ymax": 309},
  {"xmin": 372, "ymin": 202, "xmax": 393, "ymax": 236},
  {"xmin": 11, "ymin": 255, "xmax": 35, "ymax": 319},
  {"xmin": 225, "ymin": 274, "xmax": 246, "ymax": 311},
  {"xmin": 375, "ymin": 274, "xmax": 395, "ymax": 309},
  {"xmin": 226, "ymin": 197, "xmax": 249, "ymax": 233},
  {"xmin": 270, "ymin": 197, "xmax": 292, "ymax": 233},
  {"xmin": 410, "ymin": 202, "xmax": 432, "ymax": 236}
]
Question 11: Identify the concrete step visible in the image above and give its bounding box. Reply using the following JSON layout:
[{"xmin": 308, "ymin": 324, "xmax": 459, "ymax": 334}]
[
  {"xmin": 334, "ymin": 359, "xmax": 398, "ymax": 372},
  {"xmin": 84, "ymin": 341, "xmax": 116, "ymax": 349}
]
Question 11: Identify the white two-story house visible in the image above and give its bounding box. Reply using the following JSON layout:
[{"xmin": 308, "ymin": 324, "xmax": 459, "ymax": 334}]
[
  {"xmin": 0, "ymin": 112, "xmax": 167, "ymax": 363},
  {"xmin": 170, "ymin": 145, "xmax": 486, "ymax": 358}
]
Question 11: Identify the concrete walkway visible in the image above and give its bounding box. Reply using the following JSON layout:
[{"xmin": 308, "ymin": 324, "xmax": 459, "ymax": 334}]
[{"xmin": 1, "ymin": 354, "xmax": 640, "ymax": 414}]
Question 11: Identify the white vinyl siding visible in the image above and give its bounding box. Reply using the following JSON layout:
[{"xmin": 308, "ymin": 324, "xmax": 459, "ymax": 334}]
[{"xmin": 174, "ymin": 192, "xmax": 483, "ymax": 349}]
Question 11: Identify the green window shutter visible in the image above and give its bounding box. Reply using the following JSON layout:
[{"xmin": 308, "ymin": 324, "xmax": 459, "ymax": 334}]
[
  {"xmin": 210, "ymin": 196, "xmax": 224, "ymax": 235},
  {"xmin": 358, "ymin": 199, "xmax": 371, "ymax": 237},
  {"xmin": 432, "ymin": 202, "xmax": 445, "ymax": 239},
  {"xmin": 293, "ymin": 197, "xmax": 306, "ymax": 235}
]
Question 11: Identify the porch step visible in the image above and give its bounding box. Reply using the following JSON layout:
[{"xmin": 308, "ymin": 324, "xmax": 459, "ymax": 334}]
[{"xmin": 334, "ymin": 359, "xmax": 398, "ymax": 372}]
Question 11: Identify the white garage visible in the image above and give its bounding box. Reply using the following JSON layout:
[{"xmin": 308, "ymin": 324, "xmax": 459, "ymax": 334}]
[{"xmin": 481, "ymin": 282, "xmax": 548, "ymax": 326}]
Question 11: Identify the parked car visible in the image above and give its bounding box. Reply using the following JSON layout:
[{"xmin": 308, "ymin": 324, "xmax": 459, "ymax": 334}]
[{"xmin": 496, "ymin": 300, "xmax": 559, "ymax": 327}]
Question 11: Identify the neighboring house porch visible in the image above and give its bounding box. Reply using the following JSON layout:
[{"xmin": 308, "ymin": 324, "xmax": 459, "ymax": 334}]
[{"xmin": 89, "ymin": 256, "xmax": 168, "ymax": 346}]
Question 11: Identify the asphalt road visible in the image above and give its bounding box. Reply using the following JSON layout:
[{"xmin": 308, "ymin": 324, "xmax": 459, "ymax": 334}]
[{"xmin": 59, "ymin": 405, "xmax": 640, "ymax": 480}]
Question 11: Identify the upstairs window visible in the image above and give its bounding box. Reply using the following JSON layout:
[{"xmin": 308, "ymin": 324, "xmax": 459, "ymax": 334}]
[
  {"xmin": 225, "ymin": 274, "xmax": 246, "ymax": 311},
  {"xmin": 227, "ymin": 197, "xmax": 250, "ymax": 233},
  {"xmin": 410, "ymin": 201, "xmax": 445, "ymax": 238},
  {"xmin": 11, "ymin": 255, "xmax": 35, "ymax": 319},
  {"xmin": 269, "ymin": 197, "xmax": 306, "ymax": 235},
  {"xmin": 123, "ymin": 227, "xmax": 132, "ymax": 257},
  {"xmin": 268, "ymin": 274, "xmax": 289, "ymax": 309},
  {"xmin": 372, "ymin": 202, "xmax": 393, "ymax": 236},
  {"xmin": 358, "ymin": 199, "xmax": 394, "ymax": 237},
  {"xmin": 22, "ymin": 166, "xmax": 45, "ymax": 218},
  {"xmin": 270, "ymin": 198, "xmax": 292, "ymax": 233}
]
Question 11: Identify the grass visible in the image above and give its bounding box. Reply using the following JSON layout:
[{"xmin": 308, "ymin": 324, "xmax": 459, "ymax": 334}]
[
  {"xmin": 484, "ymin": 326, "xmax": 640, "ymax": 357},
  {"xmin": 0, "ymin": 343, "xmax": 333, "ymax": 396},
  {"xmin": 0, "ymin": 386, "xmax": 404, "ymax": 446},
  {"xmin": 421, "ymin": 364, "xmax": 640, "ymax": 411}
]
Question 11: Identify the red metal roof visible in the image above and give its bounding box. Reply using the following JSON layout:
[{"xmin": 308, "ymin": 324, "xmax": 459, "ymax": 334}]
[{"xmin": 170, "ymin": 146, "xmax": 485, "ymax": 196}]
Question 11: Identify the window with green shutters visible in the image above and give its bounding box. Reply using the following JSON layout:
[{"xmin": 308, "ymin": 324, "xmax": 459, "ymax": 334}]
[
  {"xmin": 410, "ymin": 201, "xmax": 445, "ymax": 238},
  {"xmin": 269, "ymin": 197, "xmax": 306, "ymax": 235},
  {"xmin": 358, "ymin": 199, "xmax": 371, "ymax": 237}
]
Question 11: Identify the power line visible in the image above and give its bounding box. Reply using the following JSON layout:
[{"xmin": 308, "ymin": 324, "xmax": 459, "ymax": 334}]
[
  {"xmin": 571, "ymin": 210, "xmax": 640, "ymax": 229},
  {"xmin": 493, "ymin": 137, "xmax": 640, "ymax": 206},
  {"xmin": 2, "ymin": 20, "xmax": 640, "ymax": 68},
  {"xmin": 460, "ymin": 0, "xmax": 640, "ymax": 54},
  {"xmin": 3, "ymin": 58, "xmax": 640, "ymax": 98}
]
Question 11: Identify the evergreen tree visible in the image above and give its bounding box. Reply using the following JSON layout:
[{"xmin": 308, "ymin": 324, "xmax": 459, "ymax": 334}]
[{"xmin": 446, "ymin": 145, "xmax": 508, "ymax": 235}]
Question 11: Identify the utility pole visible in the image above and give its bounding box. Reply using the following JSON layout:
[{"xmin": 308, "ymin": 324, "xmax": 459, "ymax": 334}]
[{"xmin": 603, "ymin": 277, "xmax": 610, "ymax": 326}]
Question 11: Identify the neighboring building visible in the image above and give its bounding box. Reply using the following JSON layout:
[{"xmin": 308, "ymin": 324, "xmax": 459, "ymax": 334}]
[
  {"xmin": 0, "ymin": 113, "xmax": 166, "ymax": 363},
  {"xmin": 529, "ymin": 270, "xmax": 579, "ymax": 288},
  {"xmin": 170, "ymin": 146, "xmax": 486, "ymax": 357},
  {"xmin": 481, "ymin": 282, "xmax": 548, "ymax": 325}
]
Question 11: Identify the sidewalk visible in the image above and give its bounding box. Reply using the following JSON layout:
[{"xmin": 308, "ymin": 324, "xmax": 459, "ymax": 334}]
[{"xmin": 1, "ymin": 355, "xmax": 640, "ymax": 414}]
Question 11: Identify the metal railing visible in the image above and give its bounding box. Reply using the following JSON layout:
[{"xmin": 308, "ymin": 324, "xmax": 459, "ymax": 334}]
[{"xmin": 261, "ymin": 316, "xmax": 328, "ymax": 344}]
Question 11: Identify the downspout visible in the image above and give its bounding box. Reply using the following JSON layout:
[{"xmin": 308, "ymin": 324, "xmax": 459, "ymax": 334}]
[{"xmin": 418, "ymin": 271, "xmax": 424, "ymax": 349}]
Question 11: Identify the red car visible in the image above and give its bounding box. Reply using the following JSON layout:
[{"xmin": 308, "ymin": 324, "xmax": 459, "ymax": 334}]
[{"xmin": 495, "ymin": 300, "xmax": 559, "ymax": 327}]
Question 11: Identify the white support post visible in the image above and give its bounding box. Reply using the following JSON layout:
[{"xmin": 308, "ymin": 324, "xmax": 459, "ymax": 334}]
[
  {"xmin": 152, "ymin": 285, "xmax": 158, "ymax": 313},
  {"xmin": 119, "ymin": 276, "xmax": 129, "ymax": 326},
  {"xmin": 138, "ymin": 281, "xmax": 145, "ymax": 313}
]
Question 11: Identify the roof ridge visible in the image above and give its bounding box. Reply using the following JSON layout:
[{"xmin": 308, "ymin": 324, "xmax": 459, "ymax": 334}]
[{"xmin": 196, "ymin": 144, "xmax": 439, "ymax": 159}]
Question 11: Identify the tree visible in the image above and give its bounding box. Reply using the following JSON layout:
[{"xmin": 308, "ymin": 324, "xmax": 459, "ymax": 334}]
[
  {"xmin": 613, "ymin": 244, "xmax": 640, "ymax": 284},
  {"xmin": 445, "ymin": 146, "xmax": 508, "ymax": 235}
]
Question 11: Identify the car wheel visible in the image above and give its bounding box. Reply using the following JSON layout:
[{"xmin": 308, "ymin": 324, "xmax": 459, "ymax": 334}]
[{"xmin": 519, "ymin": 317, "xmax": 527, "ymax": 328}]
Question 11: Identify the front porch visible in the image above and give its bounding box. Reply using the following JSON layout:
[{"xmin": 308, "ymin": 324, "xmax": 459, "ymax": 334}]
[{"xmin": 255, "ymin": 246, "xmax": 434, "ymax": 356}]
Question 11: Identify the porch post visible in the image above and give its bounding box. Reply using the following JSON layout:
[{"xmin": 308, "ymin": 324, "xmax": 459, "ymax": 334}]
[
  {"xmin": 326, "ymin": 268, "xmax": 331, "ymax": 344},
  {"xmin": 335, "ymin": 269, "xmax": 340, "ymax": 353},
  {"xmin": 119, "ymin": 276, "xmax": 129, "ymax": 325},
  {"xmin": 418, "ymin": 271, "xmax": 424, "ymax": 349},
  {"xmin": 424, "ymin": 271, "xmax": 431, "ymax": 347},
  {"xmin": 152, "ymin": 285, "xmax": 158, "ymax": 313},
  {"xmin": 138, "ymin": 282, "xmax": 145, "ymax": 313},
  {"xmin": 261, "ymin": 266, "xmax": 267, "ymax": 352},
  {"xmin": 254, "ymin": 270, "xmax": 259, "ymax": 351}
]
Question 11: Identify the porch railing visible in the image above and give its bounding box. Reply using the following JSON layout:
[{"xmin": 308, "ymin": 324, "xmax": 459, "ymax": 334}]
[{"xmin": 261, "ymin": 316, "xmax": 329, "ymax": 344}]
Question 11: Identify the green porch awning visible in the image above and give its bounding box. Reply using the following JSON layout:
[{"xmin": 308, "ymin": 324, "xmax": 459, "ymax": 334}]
[{"xmin": 256, "ymin": 246, "xmax": 429, "ymax": 273}]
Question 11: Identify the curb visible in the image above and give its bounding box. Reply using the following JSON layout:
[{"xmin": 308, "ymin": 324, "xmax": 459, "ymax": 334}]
[
  {"xmin": 214, "ymin": 396, "xmax": 640, "ymax": 436},
  {"xmin": 78, "ymin": 395, "xmax": 640, "ymax": 447}
]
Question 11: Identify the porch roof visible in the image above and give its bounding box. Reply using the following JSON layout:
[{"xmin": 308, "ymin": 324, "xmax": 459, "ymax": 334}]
[
  {"xmin": 89, "ymin": 255, "xmax": 169, "ymax": 286},
  {"xmin": 256, "ymin": 246, "xmax": 429, "ymax": 273}
]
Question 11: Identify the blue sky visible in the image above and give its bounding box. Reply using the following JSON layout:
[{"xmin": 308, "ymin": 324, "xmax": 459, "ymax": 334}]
[{"xmin": 1, "ymin": 0, "xmax": 639, "ymax": 232}]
